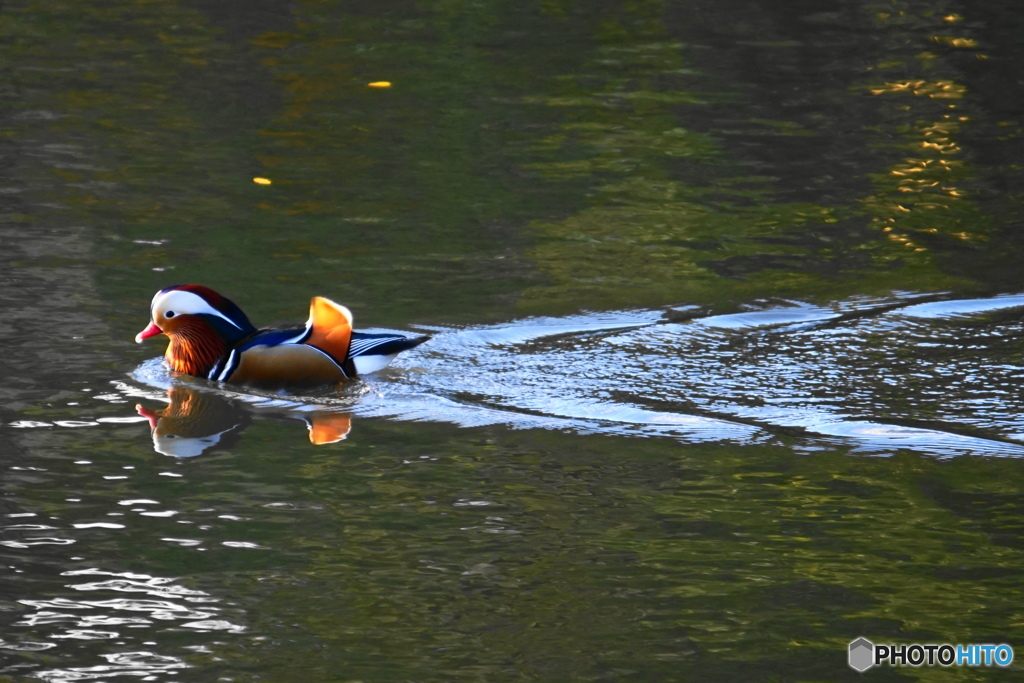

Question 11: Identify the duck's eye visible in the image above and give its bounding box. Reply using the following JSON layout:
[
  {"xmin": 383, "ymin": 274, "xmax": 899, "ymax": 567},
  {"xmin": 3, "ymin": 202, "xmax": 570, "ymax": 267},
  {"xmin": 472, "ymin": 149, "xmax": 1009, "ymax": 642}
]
[{"xmin": 165, "ymin": 311, "xmax": 176, "ymax": 318}]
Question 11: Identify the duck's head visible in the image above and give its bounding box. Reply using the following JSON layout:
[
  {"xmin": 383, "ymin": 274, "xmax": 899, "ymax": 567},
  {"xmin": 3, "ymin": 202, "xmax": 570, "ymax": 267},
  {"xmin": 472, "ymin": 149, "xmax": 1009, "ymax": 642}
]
[{"xmin": 136, "ymin": 285, "xmax": 257, "ymax": 376}]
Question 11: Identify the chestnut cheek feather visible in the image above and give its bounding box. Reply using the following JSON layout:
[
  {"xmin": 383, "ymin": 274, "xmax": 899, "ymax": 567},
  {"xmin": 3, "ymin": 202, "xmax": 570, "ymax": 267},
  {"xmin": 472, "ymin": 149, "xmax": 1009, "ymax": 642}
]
[{"xmin": 164, "ymin": 318, "xmax": 227, "ymax": 376}]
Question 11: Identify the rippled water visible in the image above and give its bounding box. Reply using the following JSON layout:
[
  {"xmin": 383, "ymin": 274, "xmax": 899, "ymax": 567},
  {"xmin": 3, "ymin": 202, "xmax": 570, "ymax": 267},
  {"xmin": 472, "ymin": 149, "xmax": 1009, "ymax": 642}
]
[
  {"xmin": 10, "ymin": 325, "xmax": 1024, "ymax": 682},
  {"xmin": 6, "ymin": 0, "xmax": 1024, "ymax": 679},
  {"xmin": 9, "ymin": 294, "xmax": 1024, "ymax": 678}
]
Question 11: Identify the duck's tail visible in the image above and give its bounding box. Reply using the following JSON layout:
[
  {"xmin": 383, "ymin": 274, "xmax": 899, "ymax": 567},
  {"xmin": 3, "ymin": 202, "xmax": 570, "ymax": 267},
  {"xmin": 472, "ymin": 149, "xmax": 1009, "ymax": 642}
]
[{"xmin": 347, "ymin": 332, "xmax": 431, "ymax": 375}]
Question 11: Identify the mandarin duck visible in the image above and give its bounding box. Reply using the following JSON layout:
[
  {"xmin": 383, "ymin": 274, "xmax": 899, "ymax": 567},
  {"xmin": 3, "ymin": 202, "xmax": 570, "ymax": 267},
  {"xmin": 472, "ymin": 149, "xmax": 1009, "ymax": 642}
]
[{"xmin": 135, "ymin": 284, "xmax": 429, "ymax": 387}]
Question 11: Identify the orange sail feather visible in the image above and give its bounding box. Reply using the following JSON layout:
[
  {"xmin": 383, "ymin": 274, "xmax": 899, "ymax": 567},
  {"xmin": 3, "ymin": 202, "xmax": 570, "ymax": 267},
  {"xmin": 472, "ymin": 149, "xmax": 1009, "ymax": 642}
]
[{"xmin": 304, "ymin": 296, "xmax": 353, "ymax": 364}]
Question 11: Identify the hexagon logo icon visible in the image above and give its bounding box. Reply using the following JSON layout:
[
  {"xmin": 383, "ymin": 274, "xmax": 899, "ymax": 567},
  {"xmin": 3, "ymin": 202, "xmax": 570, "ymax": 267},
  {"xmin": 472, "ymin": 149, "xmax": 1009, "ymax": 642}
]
[{"xmin": 849, "ymin": 637, "xmax": 875, "ymax": 672}]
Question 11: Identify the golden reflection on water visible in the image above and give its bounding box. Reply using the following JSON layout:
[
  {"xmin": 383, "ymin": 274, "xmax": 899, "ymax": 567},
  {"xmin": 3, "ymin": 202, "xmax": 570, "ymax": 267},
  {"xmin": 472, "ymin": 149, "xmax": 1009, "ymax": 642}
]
[
  {"xmin": 864, "ymin": 106, "xmax": 980, "ymax": 254},
  {"xmin": 931, "ymin": 36, "xmax": 979, "ymax": 49},
  {"xmin": 862, "ymin": 5, "xmax": 988, "ymax": 265},
  {"xmin": 861, "ymin": 9, "xmax": 993, "ymax": 266},
  {"xmin": 868, "ymin": 79, "xmax": 966, "ymax": 99}
]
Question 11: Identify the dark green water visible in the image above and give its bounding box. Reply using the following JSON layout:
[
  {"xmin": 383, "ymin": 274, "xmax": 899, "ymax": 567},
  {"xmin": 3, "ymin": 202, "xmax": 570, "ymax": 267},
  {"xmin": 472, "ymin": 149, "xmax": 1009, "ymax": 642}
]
[{"xmin": 4, "ymin": 0, "xmax": 1024, "ymax": 680}]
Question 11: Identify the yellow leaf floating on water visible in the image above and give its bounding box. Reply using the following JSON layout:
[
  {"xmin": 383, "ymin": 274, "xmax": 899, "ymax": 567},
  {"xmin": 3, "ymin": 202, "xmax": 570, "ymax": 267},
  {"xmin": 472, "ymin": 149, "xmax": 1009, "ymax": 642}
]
[
  {"xmin": 368, "ymin": 81, "xmax": 391, "ymax": 88},
  {"xmin": 253, "ymin": 177, "xmax": 272, "ymax": 185}
]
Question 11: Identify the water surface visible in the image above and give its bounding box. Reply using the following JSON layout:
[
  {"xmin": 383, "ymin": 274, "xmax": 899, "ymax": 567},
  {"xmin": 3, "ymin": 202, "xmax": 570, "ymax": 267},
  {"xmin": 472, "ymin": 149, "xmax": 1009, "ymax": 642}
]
[{"xmin": 4, "ymin": 0, "xmax": 1024, "ymax": 680}]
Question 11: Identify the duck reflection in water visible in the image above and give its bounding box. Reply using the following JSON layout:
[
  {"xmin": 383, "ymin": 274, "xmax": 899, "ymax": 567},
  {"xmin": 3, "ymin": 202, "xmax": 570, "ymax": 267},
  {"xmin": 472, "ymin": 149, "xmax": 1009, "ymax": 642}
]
[{"xmin": 136, "ymin": 386, "xmax": 352, "ymax": 457}]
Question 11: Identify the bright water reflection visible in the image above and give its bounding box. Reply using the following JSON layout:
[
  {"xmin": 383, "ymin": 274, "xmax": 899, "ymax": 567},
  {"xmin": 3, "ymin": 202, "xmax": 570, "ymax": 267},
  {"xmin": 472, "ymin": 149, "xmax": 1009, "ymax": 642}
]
[{"xmin": 20, "ymin": 567, "xmax": 238, "ymax": 681}]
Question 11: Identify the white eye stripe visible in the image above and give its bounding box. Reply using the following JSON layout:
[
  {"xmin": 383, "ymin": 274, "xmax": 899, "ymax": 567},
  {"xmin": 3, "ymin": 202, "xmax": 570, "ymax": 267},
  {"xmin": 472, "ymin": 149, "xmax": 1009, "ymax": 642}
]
[{"xmin": 153, "ymin": 291, "xmax": 242, "ymax": 330}]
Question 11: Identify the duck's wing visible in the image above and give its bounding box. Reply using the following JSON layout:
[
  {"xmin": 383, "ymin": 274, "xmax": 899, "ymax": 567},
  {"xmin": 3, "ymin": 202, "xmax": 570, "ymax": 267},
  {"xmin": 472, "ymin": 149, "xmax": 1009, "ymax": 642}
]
[
  {"xmin": 209, "ymin": 296, "xmax": 427, "ymax": 384},
  {"xmin": 212, "ymin": 327, "xmax": 349, "ymax": 386}
]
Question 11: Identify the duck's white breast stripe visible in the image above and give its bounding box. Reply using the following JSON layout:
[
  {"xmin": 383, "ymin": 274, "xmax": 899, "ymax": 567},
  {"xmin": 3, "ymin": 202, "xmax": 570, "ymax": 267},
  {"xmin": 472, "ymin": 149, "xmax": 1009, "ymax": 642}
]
[{"xmin": 216, "ymin": 348, "xmax": 240, "ymax": 382}]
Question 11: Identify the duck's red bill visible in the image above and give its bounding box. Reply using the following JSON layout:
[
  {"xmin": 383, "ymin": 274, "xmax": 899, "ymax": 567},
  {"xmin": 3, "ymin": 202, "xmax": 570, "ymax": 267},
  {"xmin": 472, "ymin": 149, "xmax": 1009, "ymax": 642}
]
[{"xmin": 135, "ymin": 322, "xmax": 163, "ymax": 343}]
